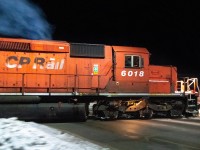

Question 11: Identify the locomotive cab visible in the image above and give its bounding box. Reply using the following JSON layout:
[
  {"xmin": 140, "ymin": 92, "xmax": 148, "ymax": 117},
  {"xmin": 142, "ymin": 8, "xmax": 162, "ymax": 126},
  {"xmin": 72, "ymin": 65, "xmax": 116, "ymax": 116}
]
[
  {"xmin": 111, "ymin": 46, "xmax": 149, "ymax": 93},
  {"xmin": 94, "ymin": 45, "xmax": 199, "ymax": 119}
]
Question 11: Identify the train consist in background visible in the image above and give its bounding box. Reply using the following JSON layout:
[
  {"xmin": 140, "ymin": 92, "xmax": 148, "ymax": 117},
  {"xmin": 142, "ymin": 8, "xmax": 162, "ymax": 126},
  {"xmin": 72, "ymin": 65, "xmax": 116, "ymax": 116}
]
[{"xmin": 0, "ymin": 37, "xmax": 199, "ymax": 121}]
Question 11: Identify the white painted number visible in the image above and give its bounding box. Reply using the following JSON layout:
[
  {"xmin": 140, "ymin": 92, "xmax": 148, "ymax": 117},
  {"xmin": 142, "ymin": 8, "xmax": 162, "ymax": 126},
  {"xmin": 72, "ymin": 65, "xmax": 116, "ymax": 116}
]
[
  {"xmin": 128, "ymin": 71, "xmax": 133, "ymax": 76},
  {"xmin": 121, "ymin": 70, "xmax": 144, "ymax": 77},
  {"xmin": 139, "ymin": 71, "xmax": 144, "ymax": 77},
  {"xmin": 121, "ymin": 70, "xmax": 126, "ymax": 76}
]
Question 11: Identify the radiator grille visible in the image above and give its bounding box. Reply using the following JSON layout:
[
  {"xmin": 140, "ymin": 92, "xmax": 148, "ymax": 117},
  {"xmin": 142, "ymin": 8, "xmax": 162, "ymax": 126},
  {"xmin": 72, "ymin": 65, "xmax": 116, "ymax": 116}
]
[
  {"xmin": 0, "ymin": 41, "xmax": 31, "ymax": 51},
  {"xmin": 70, "ymin": 43, "xmax": 104, "ymax": 58}
]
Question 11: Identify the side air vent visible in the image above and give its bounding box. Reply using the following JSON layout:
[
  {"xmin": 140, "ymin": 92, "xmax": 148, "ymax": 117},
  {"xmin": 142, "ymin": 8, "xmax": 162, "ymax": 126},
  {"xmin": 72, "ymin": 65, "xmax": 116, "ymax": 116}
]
[
  {"xmin": 70, "ymin": 43, "xmax": 104, "ymax": 58},
  {"xmin": 0, "ymin": 41, "xmax": 31, "ymax": 51}
]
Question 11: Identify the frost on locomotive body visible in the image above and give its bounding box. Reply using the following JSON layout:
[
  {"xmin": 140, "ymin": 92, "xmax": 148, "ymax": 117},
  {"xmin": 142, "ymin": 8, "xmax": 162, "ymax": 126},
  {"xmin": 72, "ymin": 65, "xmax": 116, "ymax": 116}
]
[{"xmin": 0, "ymin": 37, "xmax": 199, "ymax": 120}]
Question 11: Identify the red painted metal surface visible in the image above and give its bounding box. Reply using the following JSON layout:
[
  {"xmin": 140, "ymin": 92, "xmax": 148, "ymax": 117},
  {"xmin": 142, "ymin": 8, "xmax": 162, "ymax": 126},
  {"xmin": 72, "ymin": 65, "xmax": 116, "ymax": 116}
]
[{"xmin": 0, "ymin": 37, "xmax": 177, "ymax": 95}]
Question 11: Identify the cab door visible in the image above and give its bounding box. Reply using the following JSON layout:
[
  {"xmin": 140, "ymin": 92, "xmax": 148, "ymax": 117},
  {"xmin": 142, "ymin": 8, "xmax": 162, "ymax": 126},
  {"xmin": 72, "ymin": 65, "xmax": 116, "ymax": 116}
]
[{"xmin": 114, "ymin": 49, "xmax": 149, "ymax": 93}]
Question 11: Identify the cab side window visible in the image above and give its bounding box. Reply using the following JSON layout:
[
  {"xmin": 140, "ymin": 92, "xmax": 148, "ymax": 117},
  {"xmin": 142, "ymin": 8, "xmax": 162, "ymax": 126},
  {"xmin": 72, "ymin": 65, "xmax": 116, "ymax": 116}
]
[{"xmin": 125, "ymin": 55, "xmax": 143, "ymax": 68}]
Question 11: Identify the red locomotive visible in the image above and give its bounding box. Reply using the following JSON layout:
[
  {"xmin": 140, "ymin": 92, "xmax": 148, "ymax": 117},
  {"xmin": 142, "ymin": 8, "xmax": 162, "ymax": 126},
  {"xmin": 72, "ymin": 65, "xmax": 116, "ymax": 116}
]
[{"xmin": 0, "ymin": 37, "xmax": 199, "ymax": 121}]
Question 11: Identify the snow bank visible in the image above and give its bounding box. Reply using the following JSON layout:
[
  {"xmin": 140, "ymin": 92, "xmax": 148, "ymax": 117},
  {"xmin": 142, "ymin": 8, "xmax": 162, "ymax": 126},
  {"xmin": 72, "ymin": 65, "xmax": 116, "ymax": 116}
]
[{"xmin": 0, "ymin": 117, "xmax": 109, "ymax": 150}]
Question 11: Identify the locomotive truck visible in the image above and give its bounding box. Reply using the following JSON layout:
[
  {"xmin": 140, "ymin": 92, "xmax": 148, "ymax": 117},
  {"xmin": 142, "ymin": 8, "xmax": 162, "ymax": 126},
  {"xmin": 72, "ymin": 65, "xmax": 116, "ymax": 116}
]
[{"xmin": 0, "ymin": 37, "xmax": 199, "ymax": 121}]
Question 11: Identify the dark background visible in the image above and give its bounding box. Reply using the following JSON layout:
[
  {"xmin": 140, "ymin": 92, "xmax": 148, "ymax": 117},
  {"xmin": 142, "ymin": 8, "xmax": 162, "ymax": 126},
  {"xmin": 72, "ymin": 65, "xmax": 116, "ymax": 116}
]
[{"xmin": 33, "ymin": 1, "xmax": 200, "ymax": 78}]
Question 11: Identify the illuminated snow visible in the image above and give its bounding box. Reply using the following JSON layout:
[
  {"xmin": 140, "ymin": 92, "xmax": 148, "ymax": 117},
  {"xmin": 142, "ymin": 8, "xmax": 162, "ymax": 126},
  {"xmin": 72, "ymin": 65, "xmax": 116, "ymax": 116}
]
[{"xmin": 0, "ymin": 117, "xmax": 109, "ymax": 150}]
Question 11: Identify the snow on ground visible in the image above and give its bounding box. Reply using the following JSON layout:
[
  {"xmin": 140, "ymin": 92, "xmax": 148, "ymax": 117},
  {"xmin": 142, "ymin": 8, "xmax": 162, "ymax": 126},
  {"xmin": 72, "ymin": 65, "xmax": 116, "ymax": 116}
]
[{"xmin": 0, "ymin": 117, "xmax": 110, "ymax": 150}]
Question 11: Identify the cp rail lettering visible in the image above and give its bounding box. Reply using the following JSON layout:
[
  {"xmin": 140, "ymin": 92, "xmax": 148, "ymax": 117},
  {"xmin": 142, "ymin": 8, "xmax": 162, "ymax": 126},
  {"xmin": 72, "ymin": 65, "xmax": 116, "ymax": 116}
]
[{"xmin": 5, "ymin": 56, "xmax": 65, "ymax": 70}]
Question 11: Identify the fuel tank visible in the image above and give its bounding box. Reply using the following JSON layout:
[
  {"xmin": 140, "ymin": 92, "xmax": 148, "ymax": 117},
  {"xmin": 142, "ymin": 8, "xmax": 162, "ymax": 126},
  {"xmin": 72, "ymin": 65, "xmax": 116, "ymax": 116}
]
[{"xmin": 0, "ymin": 96, "xmax": 87, "ymax": 122}]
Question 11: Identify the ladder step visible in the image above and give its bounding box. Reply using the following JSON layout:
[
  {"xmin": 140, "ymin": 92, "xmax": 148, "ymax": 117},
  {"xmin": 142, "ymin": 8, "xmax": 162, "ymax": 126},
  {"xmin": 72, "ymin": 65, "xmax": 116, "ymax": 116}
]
[
  {"xmin": 188, "ymin": 99, "xmax": 196, "ymax": 101},
  {"xmin": 187, "ymin": 105, "xmax": 196, "ymax": 107}
]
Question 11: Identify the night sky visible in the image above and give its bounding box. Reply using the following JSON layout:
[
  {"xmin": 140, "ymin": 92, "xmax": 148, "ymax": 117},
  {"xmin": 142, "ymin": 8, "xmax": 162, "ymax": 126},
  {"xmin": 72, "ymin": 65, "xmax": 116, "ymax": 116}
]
[{"xmin": 5, "ymin": 1, "xmax": 200, "ymax": 78}]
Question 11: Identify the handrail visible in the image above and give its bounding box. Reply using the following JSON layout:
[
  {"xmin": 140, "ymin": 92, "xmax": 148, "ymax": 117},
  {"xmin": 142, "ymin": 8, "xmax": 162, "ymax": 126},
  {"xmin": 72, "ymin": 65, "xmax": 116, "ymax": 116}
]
[{"xmin": 176, "ymin": 77, "xmax": 199, "ymax": 94}]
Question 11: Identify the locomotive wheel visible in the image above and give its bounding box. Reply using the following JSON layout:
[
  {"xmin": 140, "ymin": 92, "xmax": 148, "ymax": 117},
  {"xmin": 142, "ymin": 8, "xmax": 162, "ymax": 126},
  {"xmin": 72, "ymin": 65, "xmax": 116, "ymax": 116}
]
[
  {"xmin": 168, "ymin": 109, "xmax": 183, "ymax": 118},
  {"xmin": 92, "ymin": 104, "xmax": 105, "ymax": 119},
  {"xmin": 92, "ymin": 104, "xmax": 119, "ymax": 120},
  {"xmin": 139, "ymin": 109, "xmax": 153, "ymax": 119}
]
